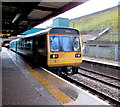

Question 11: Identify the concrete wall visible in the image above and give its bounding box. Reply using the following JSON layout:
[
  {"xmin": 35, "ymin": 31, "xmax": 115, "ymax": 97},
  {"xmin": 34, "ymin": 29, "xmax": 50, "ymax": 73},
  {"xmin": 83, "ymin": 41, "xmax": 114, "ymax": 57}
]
[{"xmin": 83, "ymin": 41, "xmax": 120, "ymax": 61}]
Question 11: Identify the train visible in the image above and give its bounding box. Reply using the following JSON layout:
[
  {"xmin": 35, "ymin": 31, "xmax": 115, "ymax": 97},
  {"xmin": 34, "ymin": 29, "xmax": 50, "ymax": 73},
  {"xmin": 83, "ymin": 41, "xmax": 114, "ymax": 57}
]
[{"xmin": 10, "ymin": 27, "xmax": 82, "ymax": 75}]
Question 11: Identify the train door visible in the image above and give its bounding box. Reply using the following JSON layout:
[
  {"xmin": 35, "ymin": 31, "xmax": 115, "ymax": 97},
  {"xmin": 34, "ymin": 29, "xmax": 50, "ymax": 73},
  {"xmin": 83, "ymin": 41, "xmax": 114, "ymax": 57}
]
[{"xmin": 37, "ymin": 35, "xmax": 47, "ymax": 66}]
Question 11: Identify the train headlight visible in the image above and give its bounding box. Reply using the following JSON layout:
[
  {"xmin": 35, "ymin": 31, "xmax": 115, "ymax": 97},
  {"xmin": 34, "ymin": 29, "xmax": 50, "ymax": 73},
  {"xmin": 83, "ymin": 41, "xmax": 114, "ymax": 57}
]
[
  {"xmin": 73, "ymin": 37, "xmax": 80, "ymax": 51},
  {"xmin": 75, "ymin": 54, "xmax": 81, "ymax": 57},
  {"xmin": 50, "ymin": 54, "xmax": 59, "ymax": 58}
]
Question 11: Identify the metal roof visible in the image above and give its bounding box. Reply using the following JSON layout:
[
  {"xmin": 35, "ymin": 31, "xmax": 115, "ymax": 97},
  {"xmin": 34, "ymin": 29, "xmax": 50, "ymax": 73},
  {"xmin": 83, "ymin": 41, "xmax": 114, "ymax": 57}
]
[{"xmin": 2, "ymin": 0, "xmax": 89, "ymax": 36}]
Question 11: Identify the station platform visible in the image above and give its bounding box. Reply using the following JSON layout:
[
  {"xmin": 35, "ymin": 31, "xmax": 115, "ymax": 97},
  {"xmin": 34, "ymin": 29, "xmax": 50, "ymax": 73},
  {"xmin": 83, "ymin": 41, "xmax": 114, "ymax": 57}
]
[
  {"xmin": 2, "ymin": 48, "xmax": 109, "ymax": 105},
  {"xmin": 2, "ymin": 48, "xmax": 59, "ymax": 105},
  {"xmin": 83, "ymin": 56, "xmax": 119, "ymax": 67}
]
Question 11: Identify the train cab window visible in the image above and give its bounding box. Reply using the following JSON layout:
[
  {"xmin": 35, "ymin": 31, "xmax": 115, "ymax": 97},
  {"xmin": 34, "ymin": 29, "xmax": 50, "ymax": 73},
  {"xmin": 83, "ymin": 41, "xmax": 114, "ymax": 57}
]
[
  {"xmin": 50, "ymin": 35, "xmax": 80, "ymax": 52},
  {"xmin": 73, "ymin": 37, "xmax": 80, "ymax": 51},
  {"xmin": 50, "ymin": 36, "xmax": 59, "ymax": 52}
]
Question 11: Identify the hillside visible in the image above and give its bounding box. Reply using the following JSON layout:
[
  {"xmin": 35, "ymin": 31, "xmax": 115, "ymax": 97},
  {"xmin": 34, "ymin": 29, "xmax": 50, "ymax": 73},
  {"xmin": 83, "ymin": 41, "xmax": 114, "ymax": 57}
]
[{"xmin": 69, "ymin": 6, "xmax": 119, "ymax": 41}]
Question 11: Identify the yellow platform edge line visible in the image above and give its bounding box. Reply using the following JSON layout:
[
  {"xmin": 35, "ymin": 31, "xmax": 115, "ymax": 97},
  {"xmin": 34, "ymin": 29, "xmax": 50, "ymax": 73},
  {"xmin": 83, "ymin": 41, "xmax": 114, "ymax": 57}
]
[{"xmin": 23, "ymin": 63, "xmax": 74, "ymax": 105}]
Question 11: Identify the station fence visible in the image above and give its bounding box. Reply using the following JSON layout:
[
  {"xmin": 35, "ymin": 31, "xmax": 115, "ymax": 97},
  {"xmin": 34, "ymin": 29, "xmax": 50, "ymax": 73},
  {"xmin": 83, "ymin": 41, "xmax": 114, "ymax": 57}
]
[{"xmin": 83, "ymin": 41, "xmax": 120, "ymax": 61}]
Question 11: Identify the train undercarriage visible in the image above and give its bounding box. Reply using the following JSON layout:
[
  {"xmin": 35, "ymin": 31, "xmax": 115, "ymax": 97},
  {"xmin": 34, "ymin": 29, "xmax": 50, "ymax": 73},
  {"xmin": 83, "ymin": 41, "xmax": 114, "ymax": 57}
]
[{"xmin": 49, "ymin": 66, "xmax": 78, "ymax": 76}]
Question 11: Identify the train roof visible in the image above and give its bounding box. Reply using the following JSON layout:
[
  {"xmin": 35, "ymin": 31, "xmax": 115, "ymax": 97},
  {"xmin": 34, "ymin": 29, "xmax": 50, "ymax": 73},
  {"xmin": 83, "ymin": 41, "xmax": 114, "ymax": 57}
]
[
  {"xmin": 21, "ymin": 27, "xmax": 79, "ymax": 38},
  {"xmin": 22, "ymin": 27, "xmax": 51, "ymax": 38},
  {"xmin": 10, "ymin": 39, "xmax": 20, "ymax": 43}
]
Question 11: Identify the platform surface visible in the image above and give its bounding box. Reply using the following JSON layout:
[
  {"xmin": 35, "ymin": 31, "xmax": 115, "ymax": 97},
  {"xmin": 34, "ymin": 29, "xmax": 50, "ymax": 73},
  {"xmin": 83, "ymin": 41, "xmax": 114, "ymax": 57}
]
[
  {"xmin": 83, "ymin": 56, "xmax": 119, "ymax": 67},
  {"xmin": 2, "ymin": 48, "xmax": 61, "ymax": 105},
  {"xmin": 2, "ymin": 48, "xmax": 110, "ymax": 105}
]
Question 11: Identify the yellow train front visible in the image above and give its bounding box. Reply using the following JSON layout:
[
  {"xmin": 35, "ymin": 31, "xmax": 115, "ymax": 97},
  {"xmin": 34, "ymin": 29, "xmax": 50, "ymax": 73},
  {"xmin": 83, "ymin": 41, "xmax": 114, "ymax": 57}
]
[
  {"xmin": 10, "ymin": 27, "xmax": 82, "ymax": 75},
  {"xmin": 47, "ymin": 27, "xmax": 82, "ymax": 75}
]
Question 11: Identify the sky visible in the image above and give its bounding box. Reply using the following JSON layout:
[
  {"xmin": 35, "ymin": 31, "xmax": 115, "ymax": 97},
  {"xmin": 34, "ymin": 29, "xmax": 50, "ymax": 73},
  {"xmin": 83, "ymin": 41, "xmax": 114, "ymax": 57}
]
[{"xmin": 35, "ymin": 0, "xmax": 119, "ymax": 28}]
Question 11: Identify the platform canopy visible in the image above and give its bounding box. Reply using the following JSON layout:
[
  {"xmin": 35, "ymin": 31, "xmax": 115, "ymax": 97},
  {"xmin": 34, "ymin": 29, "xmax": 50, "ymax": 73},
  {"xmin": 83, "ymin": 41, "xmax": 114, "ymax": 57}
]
[{"xmin": 2, "ymin": 0, "xmax": 89, "ymax": 36}]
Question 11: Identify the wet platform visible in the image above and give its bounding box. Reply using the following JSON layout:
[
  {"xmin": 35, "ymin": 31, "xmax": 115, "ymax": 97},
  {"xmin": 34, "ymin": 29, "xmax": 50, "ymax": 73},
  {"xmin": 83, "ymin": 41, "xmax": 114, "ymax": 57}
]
[{"xmin": 2, "ymin": 48, "xmax": 109, "ymax": 105}]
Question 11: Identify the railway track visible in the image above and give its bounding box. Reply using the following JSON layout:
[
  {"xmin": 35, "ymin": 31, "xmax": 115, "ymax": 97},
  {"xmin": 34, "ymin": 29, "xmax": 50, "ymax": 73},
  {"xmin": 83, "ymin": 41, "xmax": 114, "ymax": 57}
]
[
  {"xmin": 47, "ymin": 65, "xmax": 120, "ymax": 106},
  {"xmin": 61, "ymin": 68, "xmax": 120, "ymax": 107},
  {"xmin": 78, "ymin": 67, "xmax": 120, "ymax": 89},
  {"xmin": 80, "ymin": 60, "xmax": 120, "ymax": 80}
]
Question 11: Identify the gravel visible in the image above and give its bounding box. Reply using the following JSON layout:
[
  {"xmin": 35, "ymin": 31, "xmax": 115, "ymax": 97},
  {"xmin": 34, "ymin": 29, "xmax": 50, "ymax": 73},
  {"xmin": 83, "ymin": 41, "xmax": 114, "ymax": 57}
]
[{"xmin": 70, "ymin": 74, "xmax": 119, "ymax": 101}]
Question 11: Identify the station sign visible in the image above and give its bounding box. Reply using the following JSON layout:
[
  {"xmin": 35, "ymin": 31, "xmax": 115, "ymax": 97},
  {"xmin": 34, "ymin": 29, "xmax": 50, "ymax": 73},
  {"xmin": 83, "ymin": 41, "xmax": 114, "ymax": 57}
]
[{"xmin": 0, "ymin": 33, "xmax": 10, "ymax": 37}]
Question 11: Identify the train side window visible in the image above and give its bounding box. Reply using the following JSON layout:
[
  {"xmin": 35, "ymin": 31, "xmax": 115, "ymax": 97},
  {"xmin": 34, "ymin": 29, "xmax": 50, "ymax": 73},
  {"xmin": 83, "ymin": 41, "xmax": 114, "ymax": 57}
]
[
  {"xmin": 17, "ymin": 41, "xmax": 20, "ymax": 48},
  {"xmin": 19, "ymin": 39, "xmax": 24, "ymax": 50},
  {"xmin": 24, "ymin": 39, "xmax": 32, "ymax": 50}
]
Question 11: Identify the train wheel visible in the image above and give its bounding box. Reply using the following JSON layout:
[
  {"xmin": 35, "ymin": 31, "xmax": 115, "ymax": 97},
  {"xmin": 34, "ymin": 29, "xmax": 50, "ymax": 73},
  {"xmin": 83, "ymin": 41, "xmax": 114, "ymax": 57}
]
[
  {"xmin": 56, "ymin": 67, "xmax": 64, "ymax": 76},
  {"xmin": 49, "ymin": 67, "xmax": 63, "ymax": 77},
  {"xmin": 73, "ymin": 67, "xmax": 78, "ymax": 74},
  {"xmin": 65, "ymin": 67, "xmax": 78, "ymax": 75},
  {"xmin": 65, "ymin": 67, "xmax": 73, "ymax": 75}
]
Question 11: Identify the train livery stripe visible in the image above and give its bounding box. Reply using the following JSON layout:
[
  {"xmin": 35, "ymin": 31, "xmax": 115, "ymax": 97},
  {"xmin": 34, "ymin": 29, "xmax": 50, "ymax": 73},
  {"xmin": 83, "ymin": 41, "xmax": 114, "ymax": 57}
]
[{"xmin": 20, "ymin": 60, "xmax": 74, "ymax": 105}]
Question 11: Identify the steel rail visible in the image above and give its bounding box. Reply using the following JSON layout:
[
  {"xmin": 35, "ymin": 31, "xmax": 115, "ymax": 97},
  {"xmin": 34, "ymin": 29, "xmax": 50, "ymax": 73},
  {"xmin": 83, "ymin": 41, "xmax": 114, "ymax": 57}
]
[
  {"xmin": 63, "ymin": 75, "xmax": 120, "ymax": 106},
  {"xmin": 78, "ymin": 68, "xmax": 120, "ymax": 89}
]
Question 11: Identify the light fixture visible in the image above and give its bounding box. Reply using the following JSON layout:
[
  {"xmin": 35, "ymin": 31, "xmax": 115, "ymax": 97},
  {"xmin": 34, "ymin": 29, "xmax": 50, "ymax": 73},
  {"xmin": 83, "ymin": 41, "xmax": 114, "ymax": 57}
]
[{"xmin": 12, "ymin": 13, "xmax": 20, "ymax": 23}]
